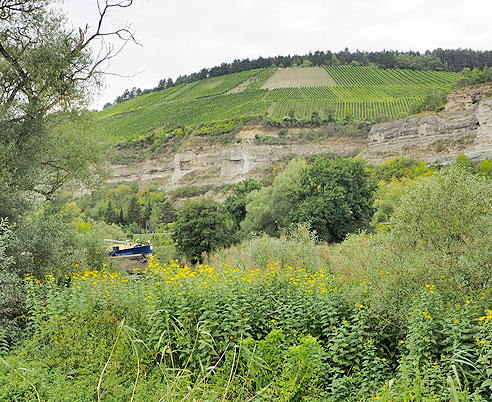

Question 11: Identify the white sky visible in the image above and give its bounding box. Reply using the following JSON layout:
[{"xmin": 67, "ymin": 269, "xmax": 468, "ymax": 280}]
[{"xmin": 60, "ymin": 0, "xmax": 492, "ymax": 110}]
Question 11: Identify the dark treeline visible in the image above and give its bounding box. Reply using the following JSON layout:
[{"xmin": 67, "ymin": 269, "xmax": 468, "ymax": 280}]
[{"xmin": 104, "ymin": 48, "xmax": 492, "ymax": 108}]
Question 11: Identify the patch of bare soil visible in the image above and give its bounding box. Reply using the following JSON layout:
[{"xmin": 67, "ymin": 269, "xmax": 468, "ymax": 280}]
[
  {"xmin": 260, "ymin": 67, "xmax": 336, "ymax": 89},
  {"xmin": 226, "ymin": 77, "xmax": 255, "ymax": 94}
]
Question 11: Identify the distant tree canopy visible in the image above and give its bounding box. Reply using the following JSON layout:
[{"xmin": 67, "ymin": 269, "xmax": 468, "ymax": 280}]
[
  {"xmin": 76, "ymin": 183, "xmax": 176, "ymax": 233},
  {"xmin": 110, "ymin": 48, "xmax": 492, "ymax": 106}
]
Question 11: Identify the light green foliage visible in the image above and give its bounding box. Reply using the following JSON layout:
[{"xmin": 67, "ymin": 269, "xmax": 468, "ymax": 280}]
[
  {"xmin": 391, "ymin": 166, "xmax": 492, "ymax": 262},
  {"xmin": 173, "ymin": 198, "xmax": 232, "ymax": 262},
  {"xmin": 332, "ymin": 167, "xmax": 492, "ymax": 321},
  {"xmin": 288, "ymin": 156, "xmax": 376, "ymax": 242},
  {"xmin": 477, "ymin": 159, "xmax": 492, "ymax": 177},
  {"xmin": 371, "ymin": 177, "xmax": 414, "ymax": 227},
  {"xmin": 212, "ymin": 224, "xmax": 322, "ymax": 272},
  {"xmin": 241, "ymin": 158, "xmax": 307, "ymax": 237},
  {"xmin": 98, "ymin": 90, "xmax": 268, "ymax": 141},
  {"xmin": 0, "ymin": 218, "xmax": 21, "ymax": 334},
  {"xmin": 239, "ymin": 329, "xmax": 322, "ymax": 400},
  {"xmin": 373, "ymin": 156, "xmax": 434, "ymax": 181},
  {"xmin": 370, "ymin": 158, "xmax": 435, "ymax": 228},
  {"xmin": 455, "ymin": 152, "xmax": 473, "ymax": 170},
  {"xmin": 325, "ymin": 65, "xmax": 458, "ymax": 87},
  {"xmin": 408, "ymin": 87, "xmax": 448, "ymax": 114},
  {"xmin": 224, "ymin": 179, "xmax": 262, "ymax": 234},
  {"xmin": 21, "ymin": 199, "xmax": 126, "ymax": 274},
  {"xmin": 459, "ymin": 66, "xmax": 492, "ymax": 87}
]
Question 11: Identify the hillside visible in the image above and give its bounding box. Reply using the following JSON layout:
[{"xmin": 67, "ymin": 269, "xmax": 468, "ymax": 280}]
[
  {"xmin": 107, "ymin": 83, "xmax": 492, "ymax": 194},
  {"xmin": 97, "ymin": 66, "xmax": 460, "ymax": 143}
]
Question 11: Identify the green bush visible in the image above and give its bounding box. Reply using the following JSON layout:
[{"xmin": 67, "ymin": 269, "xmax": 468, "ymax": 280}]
[
  {"xmin": 173, "ymin": 198, "xmax": 232, "ymax": 262},
  {"xmin": 288, "ymin": 156, "xmax": 376, "ymax": 242}
]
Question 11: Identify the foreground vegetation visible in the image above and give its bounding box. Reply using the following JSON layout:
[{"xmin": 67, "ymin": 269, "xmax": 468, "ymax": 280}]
[{"xmin": 2, "ymin": 167, "xmax": 492, "ymax": 401}]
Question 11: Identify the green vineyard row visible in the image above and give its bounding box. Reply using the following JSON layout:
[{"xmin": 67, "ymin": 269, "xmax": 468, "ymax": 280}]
[
  {"xmin": 269, "ymin": 98, "xmax": 419, "ymax": 120},
  {"xmin": 324, "ymin": 65, "xmax": 458, "ymax": 88}
]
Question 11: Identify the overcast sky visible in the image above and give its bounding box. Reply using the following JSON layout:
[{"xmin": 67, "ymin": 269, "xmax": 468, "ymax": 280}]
[{"xmin": 60, "ymin": 0, "xmax": 492, "ymax": 110}]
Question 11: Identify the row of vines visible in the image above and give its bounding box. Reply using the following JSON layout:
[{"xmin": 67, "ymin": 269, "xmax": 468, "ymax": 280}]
[
  {"xmin": 324, "ymin": 65, "xmax": 459, "ymax": 88},
  {"xmin": 270, "ymin": 98, "xmax": 419, "ymax": 120}
]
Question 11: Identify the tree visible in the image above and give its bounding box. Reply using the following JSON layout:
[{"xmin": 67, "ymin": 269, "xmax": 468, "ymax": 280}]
[
  {"xmin": 142, "ymin": 199, "xmax": 153, "ymax": 229},
  {"xmin": 103, "ymin": 199, "xmax": 118, "ymax": 224},
  {"xmin": 0, "ymin": 0, "xmax": 136, "ymax": 295},
  {"xmin": 1, "ymin": 0, "xmax": 136, "ymax": 222},
  {"xmin": 0, "ymin": 0, "xmax": 136, "ymax": 330},
  {"xmin": 241, "ymin": 158, "xmax": 307, "ymax": 237},
  {"xmin": 125, "ymin": 195, "xmax": 141, "ymax": 228},
  {"xmin": 288, "ymin": 157, "xmax": 376, "ymax": 242},
  {"xmin": 173, "ymin": 198, "xmax": 231, "ymax": 263},
  {"xmin": 301, "ymin": 59, "xmax": 313, "ymax": 68},
  {"xmin": 224, "ymin": 179, "xmax": 262, "ymax": 233}
]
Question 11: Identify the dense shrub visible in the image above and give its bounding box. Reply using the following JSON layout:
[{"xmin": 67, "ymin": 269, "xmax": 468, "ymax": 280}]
[
  {"xmin": 331, "ymin": 166, "xmax": 492, "ymax": 321},
  {"xmin": 288, "ymin": 156, "xmax": 376, "ymax": 242},
  {"xmin": 173, "ymin": 198, "xmax": 232, "ymax": 262}
]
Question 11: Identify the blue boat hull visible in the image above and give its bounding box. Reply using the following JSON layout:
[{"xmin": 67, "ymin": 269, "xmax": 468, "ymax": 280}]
[{"xmin": 110, "ymin": 244, "xmax": 153, "ymax": 259}]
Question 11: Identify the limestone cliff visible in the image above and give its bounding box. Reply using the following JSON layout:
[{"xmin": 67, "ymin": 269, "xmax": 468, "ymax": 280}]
[
  {"xmin": 109, "ymin": 135, "xmax": 366, "ymax": 191},
  {"xmin": 367, "ymin": 84, "xmax": 492, "ymax": 162}
]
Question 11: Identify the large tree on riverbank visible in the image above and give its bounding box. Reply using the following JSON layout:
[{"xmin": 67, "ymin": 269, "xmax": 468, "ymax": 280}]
[{"xmin": 0, "ymin": 0, "xmax": 136, "ymax": 322}]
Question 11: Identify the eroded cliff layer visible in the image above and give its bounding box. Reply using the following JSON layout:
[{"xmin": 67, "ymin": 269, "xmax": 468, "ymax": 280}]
[{"xmin": 368, "ymin": 85, "xmax": 492, "ymax": 162}]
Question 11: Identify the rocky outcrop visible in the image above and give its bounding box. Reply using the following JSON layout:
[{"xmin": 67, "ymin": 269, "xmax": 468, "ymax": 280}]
[
  {"xmin": 368, "ymin": 110, "xmax": 479, "ymax": 151},
  {"xmin": 368, "ymin": 89, "xmax": 492, "ymax": 162},
  {"xmin": 109, "ymin": 137, "xmax": 366, "ymax": 190}
]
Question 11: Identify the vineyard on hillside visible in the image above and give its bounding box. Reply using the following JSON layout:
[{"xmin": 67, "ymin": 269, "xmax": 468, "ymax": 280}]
[
  {"xmin": 98, "ymin": 66, "xmax": 461, "ymax": 141},
  {"xmin": 260, "ymin": 66, "xmax": 336, "ymax": 89}
]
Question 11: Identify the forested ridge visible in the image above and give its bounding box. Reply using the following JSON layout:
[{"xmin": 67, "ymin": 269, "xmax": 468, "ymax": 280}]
[{"xmin": 110, "ymin": 48, "xmax": 492, "ymax": 106}]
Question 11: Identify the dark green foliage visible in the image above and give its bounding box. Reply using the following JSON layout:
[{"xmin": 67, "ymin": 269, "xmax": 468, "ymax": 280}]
[
  {"xmin": 173, "ymin": 198, "xmax": 231, "ymax": 262},
  {"xmin": 125, "ymin": 195, "xmax": 141, "ymax": 227},
  {"xmin": 458, "ymin": 66, "xmax": 492, "ymax": 87},
  {"xmin": 77, "ymin": 184, "xmax": 176, "ymax": 233},
  {"xmin": 288, "ymin": 157, "xmax": 376, "ymax": 242},
  {"xmin": 224, "ymin": 179, "xmax": 262, "ymax": 233}
]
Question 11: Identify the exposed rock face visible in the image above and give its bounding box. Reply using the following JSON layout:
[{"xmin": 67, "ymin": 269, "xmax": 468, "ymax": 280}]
[
  {"xmin": 368, "ymin": 92, "xmax": 492, "ymax": 162},
  {"xmin": 109, "ymin": 137, "xmax": 366, "ymax": 190},
  {"xmin": 368, "ymin": 111, "xmax": 479, "ymax": 151}
]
